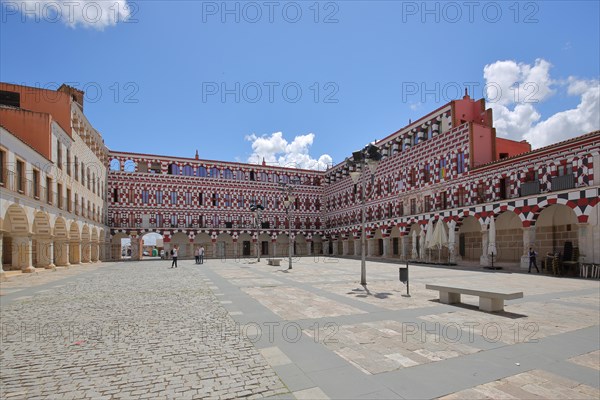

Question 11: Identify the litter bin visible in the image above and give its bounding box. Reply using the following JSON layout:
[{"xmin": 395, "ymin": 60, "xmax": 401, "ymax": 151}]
[{"xmin": 399, "ymin": 267, "xmax": 408, "ymax": 283}]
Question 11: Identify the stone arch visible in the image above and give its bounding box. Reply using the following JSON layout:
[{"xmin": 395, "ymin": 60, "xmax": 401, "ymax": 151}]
[
  {"xmin": 494, "ymin": 211, "xmax": 523, "ymax": 263},
  {"xmin": 140, "ymin": 232, "xmax": 163, "ymax": 259},
  {"xmin": 295, "ymin": 233, "xmax": 307, "ymax": 256},
  {"xmin": 275, "ymin": 233, "xmax": 290, "ymax": 258},
  {"xmin": 390, "ymin": 225, "xmax": 402, "ymax": 258},
  {"xmin": 237, "ymin": 232, "xmax": 254, "ymax": 257},
  {"xmin": 535, "ymin": 204, "xmax": 579, "ymax": 259},
  {"xmin": 458, "ymin": 216, "xmax": 481, "ymax": 261},
  {"xmin": 2, "ymin": 204, "xmax": 32, "ymax": 271},
  {"xmin": 81, "ymin": 225, "xmax": 91, "ymax": 263},
  {"xmin": 312, "ymin": 234, "xmax": 323, "ymax": 255}
]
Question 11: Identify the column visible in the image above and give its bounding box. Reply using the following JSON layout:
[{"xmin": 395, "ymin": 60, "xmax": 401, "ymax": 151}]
[
  {"xmin": 382, "ymin": 237, "xmax": 390, "ymax": 257},
  {"xmin": 401, "ymin": 234, "xmax": 408, "ymax": 260},
  {"xmin": 354, "ymin": 238, "xmax": 360, "ymax": 256},
  {"xmin": 448, "ymin": 221, "xmax": 457, "ymax": 264},
  {"xmin": 480, "ymin": 226, "xmax": 489, "ymax": 267},
  {"xmin": 367, "ymin": 238, "xmax": 375, "ymax": 257},
  {"xmin": 81, "ymin": 240, "xmax": 91, "ymax": 263},
  {"xmin": 232, "ymin": 240, "xmax": 238, "ymax": 259},
  {"xmin": 163, "ymin": 242, "xmax": 171, "ymax": 259},
  {"xmin": 520, "ymin": 226, "xmax": 536, "ymax": 269},
  {"xmin": 91, "ymin": 241, "xmax": 99, "ymax": 262},
  {"xmin": 70, "ymin": 239, "xmax": 81, "ymax": 265},
  {"xmin": 130, "ymin": 235, "xmax": 140, "ymax": 261},
  {"xmin": 342, "ymin": 240, "xmax": 348, "ymax": 256},
  {"xmin": 307, "ymin": 241, "xmax": 312, "ymax": 256},
  {"xmin": 36, "ymin": 237, "xmax": 55, "ymax": 269},
  {"xmin": 55, "ymin": 240, "xmax": 70, "ymax": 267},
  {"xmin": 13, "ymin": 235, "xmax": 34, "ymax": 273},
  {"xmin": 332, "ymin": 240, "xmax": 338, "ymax": 256},
  {"xmin": 212, "ymin": 241, "xmax": 217, "ymax": 258}
]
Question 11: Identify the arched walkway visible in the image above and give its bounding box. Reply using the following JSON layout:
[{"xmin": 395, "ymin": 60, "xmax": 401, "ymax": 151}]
[
  {"xmin": 495, "ymin": 211, "xmax": 522, "ymax": 263},
  {"xmin": 69, "ymin": 222, "xmax": 81, "ymax": 265},
  {"xmin": 458, "ymin": 216, "xmax": 481, "ymax": 261},
  {"xmin": 536, "ymin": 204, "xmax": 578, "ymax": 259},
  {"xmin": 2, "ymin": 204, "xmax": 33, "ymax": 272}
]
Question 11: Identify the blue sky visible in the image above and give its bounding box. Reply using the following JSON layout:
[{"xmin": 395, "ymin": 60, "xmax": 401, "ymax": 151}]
[{"xmin": 1, "ymin": 1, "xmax": 599, "ymax": 169}]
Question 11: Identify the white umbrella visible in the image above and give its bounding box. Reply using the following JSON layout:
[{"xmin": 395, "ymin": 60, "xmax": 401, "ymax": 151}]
[
  {"xmin": 424, "ymin": 219, "xmax": 434, "ymax": 261},
  {"xmin": 487, "ymin": 216, "xmax": 497, "ymax": 261},
  {"xmin": 430, "ymin": 220, "xmax": 449, "ymax": 262}
]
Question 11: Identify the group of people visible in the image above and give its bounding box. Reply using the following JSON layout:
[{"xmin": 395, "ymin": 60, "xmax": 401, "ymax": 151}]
[{"xmin": 167, "ymin": 245, "xmax": 205, "ymax": 268}]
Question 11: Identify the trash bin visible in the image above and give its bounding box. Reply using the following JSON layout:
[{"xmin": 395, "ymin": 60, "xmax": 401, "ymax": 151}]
[{"xmin": 399, "ymin": 267, "xmax": 408, "ymax": 283}]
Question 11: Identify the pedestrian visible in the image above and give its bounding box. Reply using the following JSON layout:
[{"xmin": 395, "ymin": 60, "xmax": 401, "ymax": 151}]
[
  {"xmin": 194, "ymin": 247, "xmax": 200, "ymax": 264},
  {"xmin": 200, "ymin": 245, "xmax": 205, "ymax": 264},
  {"xmin": 528, "ymin": 246, "xmax": 539, "ymax": 273},
  {"xmin": 171, "ymin": 246, "xmax": 178, "ymax": 268}
]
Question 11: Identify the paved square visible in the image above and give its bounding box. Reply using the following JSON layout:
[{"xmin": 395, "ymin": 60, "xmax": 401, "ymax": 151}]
[{"xmin": 1, "ymin": 257, "xmax": 599, "ymax": 399}]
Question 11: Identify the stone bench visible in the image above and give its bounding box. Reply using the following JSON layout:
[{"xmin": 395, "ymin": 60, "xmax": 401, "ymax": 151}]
[
  {"xmin": 267, "ymin": 258, "xmax": 283, "ymax": 266},
  {"xmin": 426, "ymin": 284, "xmax": 523, "ymax": 312}
]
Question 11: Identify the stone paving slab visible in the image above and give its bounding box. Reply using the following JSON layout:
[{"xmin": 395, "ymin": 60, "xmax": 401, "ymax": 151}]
[{"xmin": 2, "ymin": 257, "xmax": 599, "ymax": 399}]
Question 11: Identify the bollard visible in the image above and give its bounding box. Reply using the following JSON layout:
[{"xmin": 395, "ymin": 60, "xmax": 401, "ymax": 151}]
[{"xmin": 399, "ymin": 261, "xmax": 410, "ymax": 297}]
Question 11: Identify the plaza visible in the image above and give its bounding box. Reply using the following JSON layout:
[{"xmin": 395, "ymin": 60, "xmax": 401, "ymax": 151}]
[{"xmin": 1, "ymin": 257, "xmax": 598, "ymax": 399}]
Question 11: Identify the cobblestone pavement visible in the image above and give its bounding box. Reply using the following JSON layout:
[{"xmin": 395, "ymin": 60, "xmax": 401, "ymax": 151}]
[
  {"xmin": 0, "ymin": 261, "xmax": 288, "ymax": 399},
  {"xmin": 2, "ymin": 257, "xmax": 599, "ymax": 399}
]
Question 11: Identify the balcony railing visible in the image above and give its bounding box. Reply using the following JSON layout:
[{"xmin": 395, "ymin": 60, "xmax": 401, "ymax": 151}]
[
  {"xmin": 551, "ymin": 174, "xmax": 575, "ymax": 192},
  {"xmin": 521, "ymin": 180, "xmax": 540, "ymax": 196}
]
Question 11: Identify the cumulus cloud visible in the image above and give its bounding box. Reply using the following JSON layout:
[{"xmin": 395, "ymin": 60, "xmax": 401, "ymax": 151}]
[
  {"xmin": 16, "ymin": 0, "xmax": 132, "ymax": 29},
  {"xmin": 245, "ymin": 132, "xmax": 333, "ymax": 171},
  {"xmin": 483, "ymin": 59, "xmax": 599, "ymax": 148}
]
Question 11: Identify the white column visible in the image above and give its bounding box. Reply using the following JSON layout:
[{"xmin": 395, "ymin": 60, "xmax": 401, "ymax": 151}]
[
  {"xmin": 520, "ymin": 226, "xmax": 536, "ymax": 269},
  {"xmin": 55, "ymin": 240, "xmax": 70, "ymax": 267},
  {"xmin": 130, "ymin": 235, "xmax": 140, "ymax": 261},
  {"xmin": 307, "ymin": 241, "xmax": 312, "ymax": 256},
  {"xmin": 332, "ymin": 240, "xmax": 338, "ymax": 256},
  {"xmin": 342, "ymin": 240, "xmax": 348, "ymax": 256},
  {"xmin": 367, "ymin": 238, "xmax": 375, "ymax": 257},
  {"xmin": 448, "ymin": 221, "xmax": 457, "ymax": 264},
  {"xmin": 480, "ymin": 225, "xmax": 489, "ymax": 267},
  {"xmin": 36, "ymin": 238, "xmax": 55, "ymax": 269}
]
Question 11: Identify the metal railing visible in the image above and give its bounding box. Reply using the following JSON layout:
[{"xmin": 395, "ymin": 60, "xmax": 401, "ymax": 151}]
[
  {"xmin": 551, "ymin": 174, "xmax": 575, "ymax": 191},
  {"xmin": 521, "ymin": 180, "xmax": 540, "ymax": 196}
]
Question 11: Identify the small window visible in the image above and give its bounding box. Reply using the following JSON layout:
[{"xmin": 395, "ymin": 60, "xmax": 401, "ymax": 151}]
[
  {"xmin": 109, "ymin": 159, "xmax": 120, "ymax": 171},
  {"xmin": 197, "ymin": 166, "xmax": 207, "ymax": 177},
  {"xmin": 182, "ymin": 165, "xmax": 194, "ymax": 176},
  {"xmin": 149, "ymin": 162, "xmax": 161, "ymax": 173},
  {"xmin": 138, "ymin": 162, "xmax": 148, "ymax": 173},
  {"xmin": 0, "ymin": 149, "xmax": 5, "ymax": 185},
  {"xmin": 156, "ymin": 190, "xmax": 163, "ymax": 204},
  {"xmin": 210, "ymin": 168, "xmax": 220, "ymax": 178},
  {"xmin": 16, "ymin": 160, "xmax": 25, "ymax": 192},
  {"xmin": 124, "ymin": 160, "xmax": 136, "ymax": 172},
  {"xmin": 32, "ymin": 169, "xmax": 40, "ymax": 198},
  {"xmin": 113, "ymin": 188, "xmax": 119, "ymax": 202}
]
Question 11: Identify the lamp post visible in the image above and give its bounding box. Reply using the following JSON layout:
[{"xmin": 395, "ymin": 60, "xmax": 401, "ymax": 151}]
[
  {"xmin": 280, "ymin": 180, "xmax": 298, "ymax": 270},
  {"xmin": 346, "ymin": 143, "xmax": 382, "ymax": 286},
  {"xmin": 250, "ymin": 204, "xmax": 264, "ymax": 262}
]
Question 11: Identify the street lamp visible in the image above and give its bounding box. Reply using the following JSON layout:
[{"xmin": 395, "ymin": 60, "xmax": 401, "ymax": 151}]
[
  {"xmin": 250, "ymin": 204, "xmax": 264, "ymax": 262},
  {"xmin": 280, "ymin": 180, "xmax": 297, "ymax": 270},
  {"xmin": 345, "ymin": 143, "xmax": 382, "ymax": 286}
]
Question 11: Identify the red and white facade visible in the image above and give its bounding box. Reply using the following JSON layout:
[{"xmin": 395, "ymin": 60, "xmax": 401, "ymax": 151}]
[{"xmin": 101, "ymin": 94, "xmax": 600, "ymax": 268}]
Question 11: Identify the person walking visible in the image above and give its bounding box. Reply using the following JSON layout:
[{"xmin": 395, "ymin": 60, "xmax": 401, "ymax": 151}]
[
  {"xmin": 200, "ymin": 245, "xmax": 205, "ymax": 264},
  {"xmin": 528, "ymin": 247, "xmax": 539, "ymax": 273},
  {"xmin": 171, "ymin": 246, "xmax": 178, "ymax": 268},
  {"xmin": 194, "ymin": 247, "xmax": 200, "ymax": 264}
]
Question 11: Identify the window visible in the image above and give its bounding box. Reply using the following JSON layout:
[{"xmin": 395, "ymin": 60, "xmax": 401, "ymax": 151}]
[
  {"xmin": 171, "ymin": 214, "xmax": 177, "ymax": 226},
  {"xmin": 81, "ymin": 163, "xmax": 85, "ymax": 186},
  {"xmin": 197, "ymin": 166, "xmax": 207, "ymax": 177},
  {"xmin": 186, "ymin": 215, "xmax": 193, "ymax": 227},
  {"xmin": 109, "ymin": 159, "xmax": 120, "ymax": 171},
  {"xmin": 457, "ymin": 152, "xmax": 465, "ymax": 174},
  {"xmin": 66, "ymin": 189, "xmax": 72, "ymax": 211},
  {"xmin": 32, "ymin": 169, "xmax": 40, "ymax": 198},
  {"xmin": 210, "ymin": 168, "xmax": 220, "ymax": 178},
  {"xmin": 57, "ymin": 183, "xmax": 63, "ymax": 208},
  {"xmin": 424, "ymin": 195, "xmax": 431, "ymax": 212},
  {"xmin": 238, "ymin": 194, "xmax": 244, "ymax": 208},
  {"xmin": 525, "ymin": 169, "xmax": 538, "ymax": 182},
  {"xmin": 57, "ymin": 139, "xmax": 62, "ymax": 170},
  {"xmin": 156, "ymin": 214, "xmax": 163, "ymax": 227},
  {"xmin": 399, "ymin": 201, "xmax": 404, "ymax": 216},
  {"xmin": 224, "ymin": 169, "xmax": 233, "ymax": 179},
  {"xmin": 410, "ymin": 168, "xmax": 416, "ymax": 186},
  {"xmin": 439, "ymin": 158, "xmax": 447, "ymax": 180},
  {"xmin": 185, "ymin": 192, "xmax": 192, "ymax": 205},
  {"xmin": 198, "ymin": 192, "xmax": 203, "ymax": 205},
  {"xmin": 149, "ymin": 162, "xmax": 161, "ymax": 173},
  {"xmin": 424, "ymin": 164, "xmax": 430, "ymax": 183},
  {"xmin": 46, "ymin": 177, "xmax": 53, "ymax": 204},
  {"xmin": 168, "ymin": 164, "xmax": 179, "ymax": 175},
  {"xmin": 413, "ymin": 134, "xmax": 419, "ymax": 145},
  {"xmin": 170, "ymin": 191, "xmax": 177, "ymax": 204},
  {"xmin": 66, "ymin": 149, "xmax": 71, "ymax": 176},
  {"xmin": 128, "ymin": 189, "xmax": 134, "ymax": 203},
  {"xmin": 87, "ymin": 168, "xmax": 91, "ymax": 190},
  {"xmin": 142, "ymin": 190, "xmax": 149, "ymax": 204},
  {"xmin": 457, "ymin": 186, "xmax": 466, "ymax": 207},
  {"xmin": 156, "ymin": 190, "xmax": 163, "ymax": 204},
  {"xmin": 74, "ymin": 196, "xmax": 78, "ymax": 215},
  {"xmin": 182, "ymin": 165, "xmax": 194, "ymax": 176},
  {"xmin": 212, "ymin": 193, "xmax": 218, "ymax": 206},
  {"xmin": 427, "ymin": 126, "xmax": 433, "ymax": 139},
  {"xmin": 225, "ymin": 194, "xmax": 231, "ymax": 207},
  {"xmin": 74, "ymin": 157, "xmax": 79, "ymax": 180},
  {"xmin": 440, "ymin": 191, "xmax": 447, "ymax": 209},
  {"xmin": 138, "ymin": 162, "xmax": 148, "ymax": 173},
  {"xmin": 558, "ymin": 163, "xmax": 573, "ymax": 176},
  {"xmin": 16, "ymin": 160, "xmax": 24, "ymax": 192},
  {"xmin": 113, "ymin": 188, "xmax": 119, "ymax": 202},
  {"xmin": 261, "ymin": 172, "xmax": 268, "ymax": 182}
]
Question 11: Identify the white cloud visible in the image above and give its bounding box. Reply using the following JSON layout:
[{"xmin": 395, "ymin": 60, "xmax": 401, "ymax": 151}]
[
  {"xmin": 482, "ymin": 59, "xmax": 599, "ymax": 148},
  {"xmin": 245, "ymin": 132, "xmax": 333, "ymax": 171},
  {"xmin": 18, "ymin": 0, "xmax": 132, "ymax": 29}
]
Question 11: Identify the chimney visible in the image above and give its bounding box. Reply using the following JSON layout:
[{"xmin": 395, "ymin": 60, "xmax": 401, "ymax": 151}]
[
  {"xmin": 262, "ymin": 157, "xmax": 266, "ymax": 166},
  {"xmin": 195, "ymin": 150, "xmax": 199, "ymax": 160}
]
